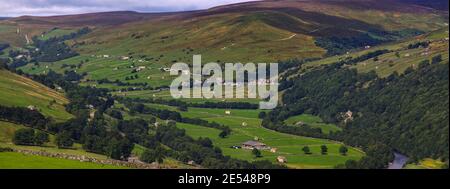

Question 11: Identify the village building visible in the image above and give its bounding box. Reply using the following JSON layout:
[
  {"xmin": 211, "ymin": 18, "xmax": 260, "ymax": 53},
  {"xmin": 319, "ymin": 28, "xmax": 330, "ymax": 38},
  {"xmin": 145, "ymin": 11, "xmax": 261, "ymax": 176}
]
[
  {"xmin": 120, "ymin": 56, "xmax": 130, "ymax": 60},
  {"xmin": 277, "ymin": 156, "xmax": 287, "ymax": 163},
  {"xmin": 270, "ymin": 148, "xmax": 278, "ymax": 153},
  {"xmin": 343, "ymin": 110, "xmax": 353, "ymax": 123},
  {"xmin": 225, "ymin": 111, "xmax": 231, "ymax": 115},
  {"xmin": 241, "ymin": 141, "xmax": 270, "ymax": 150},
  {"xmin": 27, "ymin": 105, "xmax": 37, "ymax": 111},
  {"xmin": 135, "ymin": 66, "xmax": 146, "ymax": 72}
]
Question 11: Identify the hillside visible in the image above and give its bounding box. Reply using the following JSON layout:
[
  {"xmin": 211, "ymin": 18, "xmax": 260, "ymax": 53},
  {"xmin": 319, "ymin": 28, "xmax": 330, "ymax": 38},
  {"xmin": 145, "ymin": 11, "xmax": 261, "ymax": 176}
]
[
  {"xmin": 0, "ymin": 69, "xmax": 73, "ymax": 122},
  {"xmin": 0, "ymin": 0, "xmax": 448, "ymax": 169},
  {"xmin": 3, "ymin": 0, "xmax": 447, "ymax": 90},
  {"xmin": 1, "ymin": 0, "xmax": 448, "ymax": 59},
  {"xmin": 273, "ymin": 27, "xmax": 449, "ymax": 168},
  {"xmin": 302, "ymin": 27, "xmax": 449, "ymax": 77}
]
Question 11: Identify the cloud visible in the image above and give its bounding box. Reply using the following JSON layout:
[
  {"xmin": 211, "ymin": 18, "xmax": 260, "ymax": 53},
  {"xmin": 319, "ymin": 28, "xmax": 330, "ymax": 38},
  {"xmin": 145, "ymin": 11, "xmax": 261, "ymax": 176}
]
[{"xmin": 0, "ymin": 0, "xmax": 257, "ymax": 17}]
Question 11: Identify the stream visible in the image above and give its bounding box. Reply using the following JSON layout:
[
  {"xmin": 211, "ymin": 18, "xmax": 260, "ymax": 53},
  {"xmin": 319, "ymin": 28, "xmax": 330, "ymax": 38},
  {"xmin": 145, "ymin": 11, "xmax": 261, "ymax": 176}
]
[{"xmin": 388, "ymin": 152, "xmax": 409, "ymax": 169}]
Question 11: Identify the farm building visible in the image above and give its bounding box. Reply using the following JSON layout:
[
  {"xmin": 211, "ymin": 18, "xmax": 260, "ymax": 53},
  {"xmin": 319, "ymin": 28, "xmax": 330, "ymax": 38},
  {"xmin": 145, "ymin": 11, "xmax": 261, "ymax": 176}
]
[
  {"xmin": 277, "ymin": 156, "xmax": 287, "ymax": 163},
  {"xmin": 241, "ymin": 141, "xmax": 270, "ymax": 150}
]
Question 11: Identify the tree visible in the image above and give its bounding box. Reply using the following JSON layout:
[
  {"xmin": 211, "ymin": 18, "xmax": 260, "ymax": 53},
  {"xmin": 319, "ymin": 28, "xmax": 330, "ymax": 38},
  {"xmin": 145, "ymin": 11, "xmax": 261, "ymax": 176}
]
[
  {"xmin": 219, "ymin": 130, "xmax": 228, "ymax": 138},
  {"xmin": 107, "ymin": 138, "xmax": 134, "ymax": 160},
  {"xmin": 431, "ymin": 54, "xmax": 442, "ymax": 64},
  {"xmin": 55, "ymin": 132, "xmax": 74, "ymax": 148},
  {"xmin": 140, "ymin": 146, "xmax": 165, "ymax": 163},
  {"xmin": 302, "ymin": 146, "xmax": 311, "ymax": 155},
  {"xmin": 339, "ymin": 145, "xmax": 348, "ymax": 156},
  {"xmin": 107, "ymin": 109, "xmax": 123, "ymax": 120},
  {"xmin": 252, "ymin": 148, "xmax": 262, "ymax": 158},
  {"xmin": 13, "ymin": 128, "xmax": 35, "ymax": 145},
  {"xmin": 178, "ymin": 105, "xmax": 188, "ymax": 112},
  {"xmin": 344, "ymin": 159, "xmax": 359, "ymax": 169},
  {"xmin": 197, "ymin": 137, "xmax": 213, "ymax": 148},
  {"xmin": 321, "ymin": 145, "xmax": 328, "ymax": 155},
  {"xmin": 34, "ymin": 131, "xmax": 49, "ymax": 146},
  {"xmin": 258, "ymin": 112, "xmax": 267, "ymax": 119}
]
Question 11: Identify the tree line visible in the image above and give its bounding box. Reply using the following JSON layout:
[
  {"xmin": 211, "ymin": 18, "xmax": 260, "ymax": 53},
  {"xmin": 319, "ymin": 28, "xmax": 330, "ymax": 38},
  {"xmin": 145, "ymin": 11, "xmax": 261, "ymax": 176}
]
[{"xmin": 265, "ymin": 54, "xmax": 449, "ymax": 168}]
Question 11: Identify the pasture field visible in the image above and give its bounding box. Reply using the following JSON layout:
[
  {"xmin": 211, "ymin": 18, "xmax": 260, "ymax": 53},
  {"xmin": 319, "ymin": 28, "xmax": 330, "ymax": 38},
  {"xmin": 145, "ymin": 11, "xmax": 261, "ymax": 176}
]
[
  {"xmin": 353, "ymin": 39, "xmax": 449, "ymax": 78},
  {"xmin": 113, "ymin": 88, "xmax": 264, "ymax": 104},
  {"xmin": 303, "ymin": 28, "xmax": 449, "ymax": 78},
  {"xmin": 0, "ymin": 70, "xmax": 73, "ymax": 122},
  {"xmin": 404, "ymin": 158, "xmax": 447, "ymax": 169},
  {"xmin": 19, "ymin": 55, "xmax": 176, "ymax": 88},
  {"xmin": 38, "ymin": 28, "xmax": 76, "ymax": 40},
  {"xmin": 0, "ymin": 152, "xmax": 127, "ymax": 169},
  {"xmin": 131, "ymin": 143, "xmax": 196, "ymax": 168},
  {"xmin": 284, "ymin": 114, "xmax": 342, "ymax": 134},
  {"xmin": 143, "ymin": 104, "xmax": 363, "ymax": 168},
  {"xmin": 0, "ymin": 121, "xmax": 109, "ymax": 160},
  {"xmin": 74, "ymin": 11, "xmax": 325, "ymax": 64},
  {"xmin": 1, "ymin": 121, "xmax": 194, "ymax": 168}
]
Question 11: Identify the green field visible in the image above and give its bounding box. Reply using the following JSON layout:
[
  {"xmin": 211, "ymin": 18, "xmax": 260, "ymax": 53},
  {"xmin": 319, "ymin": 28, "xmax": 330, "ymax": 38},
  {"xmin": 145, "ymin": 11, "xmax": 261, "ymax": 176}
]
[
  {"xmin": 0, "ymin": 152, "xmax": 126, "ymax": 169},
  {"xmin": 284, "ymin": 114, "xmax": 342, "ymax": 134},
  {"xmin": 142, "ymin": 104, "xmax": 363, "ymax": 168},
  {"xmin": 404, "ymin": 158, "xmax": 447, "ymax": 169},
  {"xmin": 19, "ymin": 55, "xmax": 176, "ymax": 88},
  {"xmin": 0, "ymin": 70, "xmax": 73, "ymax": 122},
  {"xmin": 0, "ymin": 121, "xmax": 110, "ymax": 160},
  {"xmin": 303, "ymin": 28, "xmax": 449, "ymax": 78},
  {"xmin": 0, "ymin": 122, "xmax": 126, "ymax": 169},
  {"xmin": 112, "ymin": 87, "xmax": 266, "ymax": 104},
  {"xmin": 38, "ymin": 28, "xmax": 76, "ymax": 40}
]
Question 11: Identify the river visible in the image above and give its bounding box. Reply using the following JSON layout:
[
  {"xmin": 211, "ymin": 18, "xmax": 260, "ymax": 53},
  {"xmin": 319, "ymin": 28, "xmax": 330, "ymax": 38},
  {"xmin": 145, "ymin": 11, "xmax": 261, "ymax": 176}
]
[{"xmin": 388, "ymin": 152, "xmax": 409, "ymax": 169}]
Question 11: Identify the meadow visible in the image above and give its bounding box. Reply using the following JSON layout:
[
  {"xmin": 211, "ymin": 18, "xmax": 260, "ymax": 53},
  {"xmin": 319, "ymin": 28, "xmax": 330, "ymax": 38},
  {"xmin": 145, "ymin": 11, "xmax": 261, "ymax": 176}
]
[
  {"xmin": 0, "ymin": 121, "xmax": 110, "ymax": 160},
  {"xmin": 404, "ymin": 158, "xmax": 447, "ymax": 169},
  {"xmin": 0, "ymin": 152, "xmax": 127, "ymax": 169},
  {"xmin": 303, "ymin": 28, "xmax": 449, "ymax": 78},
  {"xmin": 0, "ymin": 70, "xmax": 73, "ymax": 122},
  {"xmin": 0, "ymin": 121, "xmax": 194, "ymax": 168},
  {"xmin": 19, "ymin": 55, "xmax": 176, "ymax": 88},
  {"xmin": 284, "ymin": 114, "xmax": 342, "ymax": 134},
  {"xmin": 143, "ymin": 104, "xmax": 364, "ymax": 168},
  {"xmin": 38, "ymin": 28, "xmax": 76, "ymax": 40}
]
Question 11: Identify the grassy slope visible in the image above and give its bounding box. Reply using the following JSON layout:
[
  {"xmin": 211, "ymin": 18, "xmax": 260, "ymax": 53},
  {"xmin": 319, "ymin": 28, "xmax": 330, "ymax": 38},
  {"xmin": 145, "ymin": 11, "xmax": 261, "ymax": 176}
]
[
  {"xmin": 0, "ymin": 121, "xmax": 126, "ymax": 169},
  {"xmin": 38, "ymin": 28, "xmax": 76, "ymax": 40},
  {"xmin": 0, "ymin": 70, "xmax": 73, "ymax": 122},
  {"xmin": 404, "ymin": 158, "xmax": 447, "ymax": 169},
  {"xmin": 9, "ymin": 0, "xmax": 447, "ymax": 90},
  {"xmin": 0, "ymin": 121, "xmax": 193, "ymax": 168},
  {"xmin": 0, "ymin": 121, "xmax": 108, "ymax": 160},
  {"xmin": 0, "ymin": 152, "xmax": 127, "ymax": 169},
  {"xmin": 284, "ymin": 114, "xmax": 342, "ymax": 134},
  {"xmin": 143, "ymin": 104, "xmax": 363, "ymax": 168},
  {"xmin": 304, "ymin": 28, "xmax": 449, "ymax": 77}
]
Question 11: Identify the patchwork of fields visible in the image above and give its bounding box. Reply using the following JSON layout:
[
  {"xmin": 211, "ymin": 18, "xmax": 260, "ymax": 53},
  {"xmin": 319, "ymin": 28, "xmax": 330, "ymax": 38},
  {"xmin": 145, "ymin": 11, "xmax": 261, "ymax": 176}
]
[{"xmin": 143, "ymin": 104, "xmax": 364, "ymax": 168}]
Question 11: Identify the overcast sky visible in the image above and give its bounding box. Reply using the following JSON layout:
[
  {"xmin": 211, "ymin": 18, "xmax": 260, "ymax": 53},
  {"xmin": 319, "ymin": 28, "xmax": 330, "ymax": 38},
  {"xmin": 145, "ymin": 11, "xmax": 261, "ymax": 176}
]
[{"xmin": 0, "ymin": 0, "xmax": 257, "ymax": 17}]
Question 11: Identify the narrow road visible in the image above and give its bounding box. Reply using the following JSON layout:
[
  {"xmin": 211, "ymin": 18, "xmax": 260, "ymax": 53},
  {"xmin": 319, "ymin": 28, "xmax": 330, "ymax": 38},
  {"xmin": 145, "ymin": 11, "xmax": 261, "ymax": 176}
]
[{"xmin": 279, "ymin": 34, "xmax": 296, "ymax": 41}]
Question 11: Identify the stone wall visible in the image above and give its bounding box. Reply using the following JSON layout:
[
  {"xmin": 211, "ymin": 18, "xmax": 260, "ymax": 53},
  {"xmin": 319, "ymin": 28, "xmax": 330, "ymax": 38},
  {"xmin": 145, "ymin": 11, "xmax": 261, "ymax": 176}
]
[{"xmin": 12, "ymin": 149, "xmax": 163, "ymax": 169}]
